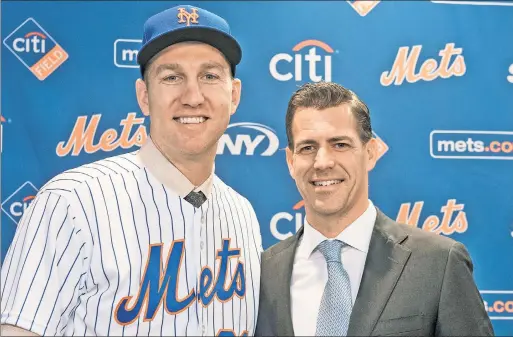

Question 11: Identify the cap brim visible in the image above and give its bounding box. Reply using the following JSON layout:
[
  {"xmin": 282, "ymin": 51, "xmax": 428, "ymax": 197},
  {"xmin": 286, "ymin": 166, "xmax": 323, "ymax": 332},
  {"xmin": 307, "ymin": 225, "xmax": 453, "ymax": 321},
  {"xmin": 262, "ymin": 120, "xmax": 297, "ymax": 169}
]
[{"xmin": 138, "ymin": 26, "xmax": 241, "ymax": 77}]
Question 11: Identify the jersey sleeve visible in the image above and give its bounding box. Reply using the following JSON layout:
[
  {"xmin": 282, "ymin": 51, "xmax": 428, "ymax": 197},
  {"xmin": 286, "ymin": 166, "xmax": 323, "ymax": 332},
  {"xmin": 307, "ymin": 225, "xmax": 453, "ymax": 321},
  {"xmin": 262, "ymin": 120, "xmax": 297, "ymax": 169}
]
[{"xmin": 1, "ymin": 190, "xmax": 92, "ymax": 336}]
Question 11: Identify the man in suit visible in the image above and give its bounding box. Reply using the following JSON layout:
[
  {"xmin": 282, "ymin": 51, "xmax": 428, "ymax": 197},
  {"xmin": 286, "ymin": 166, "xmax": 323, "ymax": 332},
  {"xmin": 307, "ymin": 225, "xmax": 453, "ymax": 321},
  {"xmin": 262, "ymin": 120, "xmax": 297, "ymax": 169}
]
[{"xmin": 255, "ymin": 82, "xmax": 494, "ymax": 336}]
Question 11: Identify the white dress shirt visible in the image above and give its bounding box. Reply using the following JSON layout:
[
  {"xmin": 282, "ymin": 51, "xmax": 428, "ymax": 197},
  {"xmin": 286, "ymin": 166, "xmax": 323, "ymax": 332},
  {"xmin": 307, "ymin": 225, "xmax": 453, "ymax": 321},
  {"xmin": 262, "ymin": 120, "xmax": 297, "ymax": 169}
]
[{"xmin": 290, "ymin": 200, "xmax": 377, "ymax": 336}]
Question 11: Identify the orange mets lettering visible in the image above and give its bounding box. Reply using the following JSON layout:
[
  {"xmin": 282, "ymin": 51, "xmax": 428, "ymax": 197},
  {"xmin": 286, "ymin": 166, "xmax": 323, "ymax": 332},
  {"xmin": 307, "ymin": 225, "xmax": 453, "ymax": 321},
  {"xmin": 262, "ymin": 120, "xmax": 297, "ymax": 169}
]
[
  {"xmin": 381, "ymin": 43, "xmax": 466, "ymax": 86},
  {"xmin": 396, "ymin": 199, "xmax": 468, "ymax": 235},
  {"xmin": 56, "ymin": 113, "xmax": 147, "ymax": 156},
  {"xmin": 177, "ymin": 7, "xmax": 199, "ymax": 26},
  {"xmin": 199, "ymin": 239, "xmax": 245, "ymax": 307},
  {"xmin": 114, "ymin": 239, "xmax": 245, "ymax": 325}
]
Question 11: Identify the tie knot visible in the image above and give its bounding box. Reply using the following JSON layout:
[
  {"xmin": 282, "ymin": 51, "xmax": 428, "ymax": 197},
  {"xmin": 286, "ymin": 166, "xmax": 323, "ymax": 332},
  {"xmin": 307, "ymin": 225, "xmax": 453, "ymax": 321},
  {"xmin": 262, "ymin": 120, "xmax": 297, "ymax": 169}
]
[
  {"xmin": 317, "ymin": 239, "xmax": 344, "ymax": 263},
  {"xmin": 184, "ymin": 190, "xmax": 207, "ymax": 208}
]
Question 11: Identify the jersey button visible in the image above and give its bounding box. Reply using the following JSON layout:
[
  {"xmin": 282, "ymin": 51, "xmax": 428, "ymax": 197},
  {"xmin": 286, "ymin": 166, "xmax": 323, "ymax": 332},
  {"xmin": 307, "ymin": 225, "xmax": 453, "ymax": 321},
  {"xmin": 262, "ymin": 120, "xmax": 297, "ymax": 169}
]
[{"xmin": 200, "ymin": 241, "xmax": 204, "ymax": 250}]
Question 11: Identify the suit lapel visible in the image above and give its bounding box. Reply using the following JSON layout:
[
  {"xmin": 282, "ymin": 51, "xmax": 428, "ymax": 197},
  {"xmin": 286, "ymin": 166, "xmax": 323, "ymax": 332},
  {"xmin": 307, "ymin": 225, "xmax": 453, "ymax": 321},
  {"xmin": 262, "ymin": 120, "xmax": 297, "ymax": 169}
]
[
  {"xmin": 269, "ymin": 227, "xmax": 303, "ymax": 337},
  {"xmin": 347, "ymin": 210, "xmax": 412, "ymax": 336}
]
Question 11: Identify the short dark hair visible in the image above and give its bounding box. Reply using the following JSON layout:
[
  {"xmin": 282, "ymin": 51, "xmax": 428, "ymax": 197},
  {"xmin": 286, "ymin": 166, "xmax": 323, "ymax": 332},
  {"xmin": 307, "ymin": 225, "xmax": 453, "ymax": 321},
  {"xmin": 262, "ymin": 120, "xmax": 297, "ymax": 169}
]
[{"xmin": 285, "ymin": 82, "xmax": 373, "ymax": 149}]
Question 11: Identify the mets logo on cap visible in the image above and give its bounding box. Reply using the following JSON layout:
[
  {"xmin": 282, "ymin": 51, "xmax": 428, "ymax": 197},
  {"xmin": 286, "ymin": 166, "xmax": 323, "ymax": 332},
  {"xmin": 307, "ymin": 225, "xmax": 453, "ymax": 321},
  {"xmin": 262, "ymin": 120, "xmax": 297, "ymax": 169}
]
[
  {"xmin": 177, "ymin": 7, "xmax": 199, "ymax": 26},
  {"xmin": 3, "ymin": 18, "xmax": 68, "ymax": 81}
]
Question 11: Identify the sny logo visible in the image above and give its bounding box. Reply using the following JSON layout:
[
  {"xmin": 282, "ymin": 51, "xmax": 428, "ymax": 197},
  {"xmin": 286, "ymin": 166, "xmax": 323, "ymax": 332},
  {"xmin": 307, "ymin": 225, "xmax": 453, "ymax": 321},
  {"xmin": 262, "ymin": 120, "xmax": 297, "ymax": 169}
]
[
  {"xmin": 270, "ymin": 40, "xmax": 333, "ymax": 82},
  {"xmin": 3, "ymin": 18, "xmax": 68, "ymax": 81},
  {"xmin": 177, "ymin": 7, "xmax": 199, "ymax": 26},
  {"xmin": 2, "ymin": 181, "xmax": 39, "ymax": 225},
  {"xmin": 217, "ymin": 122, "xmax": 280, "ymax": 156}
]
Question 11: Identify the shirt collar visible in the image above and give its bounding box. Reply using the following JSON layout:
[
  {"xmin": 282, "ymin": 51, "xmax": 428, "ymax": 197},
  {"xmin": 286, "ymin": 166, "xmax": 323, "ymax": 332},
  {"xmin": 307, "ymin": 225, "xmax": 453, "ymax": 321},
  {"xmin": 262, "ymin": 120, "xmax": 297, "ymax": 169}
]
[
  {"xmin": 137, "ymin": 137, "xmax": 214, "ymax": 198},
  {"xmin": 299, "ymin": 199, "xmax": 377, "ymax": 258}
]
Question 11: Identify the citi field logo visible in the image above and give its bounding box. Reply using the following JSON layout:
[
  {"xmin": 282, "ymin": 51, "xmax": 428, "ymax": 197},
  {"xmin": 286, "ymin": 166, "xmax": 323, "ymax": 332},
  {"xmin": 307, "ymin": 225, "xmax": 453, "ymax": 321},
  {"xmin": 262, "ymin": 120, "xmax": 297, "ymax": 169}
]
[
  {"xmin": 2, "ymin": 181, "xmax": 39, "ymax": 225},
  {"xmin": 3, "ymin": 18, "xmax": 68, "ymax": 80},
  {"xmin": 270, "ymin": 40, "xmax": 334, "ymax": 82},
  {"xmin": 381, "ymin": 43, "xmax": 466, "ymax": 86},
  {"xmin": 217, "ymin": 122, "xmax": 280, "ymax": 156},
  {"xmin": 507, "ymin": 63, "xmax": 513, "ymax": 83},
  {"xmin": 56, "ymin": 113, "xmax": 147, "ymax": 156},
  {"xmin": 346, "ymin": 1, "xmax": 381, "ymax": 16}
]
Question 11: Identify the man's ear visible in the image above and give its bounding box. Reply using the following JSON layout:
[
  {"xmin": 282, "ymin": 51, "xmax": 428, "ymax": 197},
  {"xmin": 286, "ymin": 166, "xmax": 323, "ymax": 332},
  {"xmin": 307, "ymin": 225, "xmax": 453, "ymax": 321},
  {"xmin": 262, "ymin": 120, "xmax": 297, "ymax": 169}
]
[
  {"xmin": 285, "ymin": 146, "xmax": 295, "ymax": 178},
  {"xmin": 136, "ymin": 78, "xmax": 150, "ymax": 117},
  {"xmin": 365, "ymin": 137, "xmax": 378, "ymax": 172},
  {"xmin": 230, "ymin": 78, "xmax": 241, "ymax": 116}
]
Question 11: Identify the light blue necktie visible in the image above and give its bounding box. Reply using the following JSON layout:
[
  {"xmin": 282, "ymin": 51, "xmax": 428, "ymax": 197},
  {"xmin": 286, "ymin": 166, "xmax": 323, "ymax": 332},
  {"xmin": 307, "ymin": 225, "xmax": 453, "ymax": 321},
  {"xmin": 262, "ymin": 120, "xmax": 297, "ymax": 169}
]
[{"xmin": 315, "ymin": 239, "xmax": 353, "ymax": 336}]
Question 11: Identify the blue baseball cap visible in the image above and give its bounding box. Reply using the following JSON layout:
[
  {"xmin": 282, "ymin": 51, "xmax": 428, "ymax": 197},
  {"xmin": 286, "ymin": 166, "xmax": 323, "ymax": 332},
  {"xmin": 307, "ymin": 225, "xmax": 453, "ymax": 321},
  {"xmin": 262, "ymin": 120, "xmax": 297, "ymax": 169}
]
[{"xmin": 137, "ymin": 5, "xmax": 242, "ymax": 78}]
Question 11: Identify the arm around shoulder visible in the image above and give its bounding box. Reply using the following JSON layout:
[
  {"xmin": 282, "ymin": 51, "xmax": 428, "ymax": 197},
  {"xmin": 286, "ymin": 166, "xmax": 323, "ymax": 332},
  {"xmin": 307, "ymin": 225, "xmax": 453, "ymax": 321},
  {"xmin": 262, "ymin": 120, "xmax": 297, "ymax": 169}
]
[
  {"xmin": 1, "ymin": 324, "xmax": 40, "ymax": 336},
  {"xmin": 436, "ymin": 241, "xmax": 494, "ymax": 336}
]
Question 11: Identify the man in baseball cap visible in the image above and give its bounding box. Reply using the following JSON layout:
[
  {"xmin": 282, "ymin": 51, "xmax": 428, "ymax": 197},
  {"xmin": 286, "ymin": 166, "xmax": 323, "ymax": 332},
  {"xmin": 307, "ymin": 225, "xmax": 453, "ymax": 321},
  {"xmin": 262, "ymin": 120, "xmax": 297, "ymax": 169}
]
[
  {"xmin": 131, "ymin": 4, "xmax": 263, "ymax": 337},
  {"xmin": 0, "ymin": 4, "xmax": 263, "ymax": 337}
]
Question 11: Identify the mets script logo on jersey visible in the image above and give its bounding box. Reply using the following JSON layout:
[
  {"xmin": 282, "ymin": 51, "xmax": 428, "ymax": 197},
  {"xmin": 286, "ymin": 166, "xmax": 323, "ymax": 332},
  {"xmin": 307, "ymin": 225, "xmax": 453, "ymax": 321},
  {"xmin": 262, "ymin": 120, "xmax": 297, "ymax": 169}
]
[
  {"xmin": 114, "ymin": 239, "xmax": 245, "ymax": 330},
  {"xmin": 346, "ymin": 1, "xmax": 381, "ymax": 16},
  {"xmin": 177, "ymin": 7, "xmax": 199, "ymax": 26},
  {"xmin": 3, "ymin": 18, "xmax": 68, "ymax": 81},
  {"xmin": 1, "ymin": 181, "xmax": 39, "ymax": 225},
  {"xmin": 270, "ymin": 40, "xmax": 334, "ymax": 82},
  {"xmin": 217, "ymin": 122, "xmax": 279, "ymax": 156}
]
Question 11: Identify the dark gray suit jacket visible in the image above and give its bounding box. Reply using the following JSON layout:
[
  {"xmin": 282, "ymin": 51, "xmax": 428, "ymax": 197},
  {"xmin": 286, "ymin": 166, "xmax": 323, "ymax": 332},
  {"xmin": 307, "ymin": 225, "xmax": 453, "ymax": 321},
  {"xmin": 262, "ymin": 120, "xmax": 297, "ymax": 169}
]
[{"xmin": 255, "ymin": 208, "xmax": 494, "ymax": 336}]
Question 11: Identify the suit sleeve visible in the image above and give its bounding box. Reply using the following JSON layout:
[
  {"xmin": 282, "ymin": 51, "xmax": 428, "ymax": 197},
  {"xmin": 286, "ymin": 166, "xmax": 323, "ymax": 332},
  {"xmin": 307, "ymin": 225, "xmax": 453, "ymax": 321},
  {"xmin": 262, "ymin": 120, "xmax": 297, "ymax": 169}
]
[
  {"xmin": 0, "ymin": 191, "xmax": 91, "ymax": 336},
  {"xmin": 435, "ymin": 242, "xmax": 494, "ymax": 336}
]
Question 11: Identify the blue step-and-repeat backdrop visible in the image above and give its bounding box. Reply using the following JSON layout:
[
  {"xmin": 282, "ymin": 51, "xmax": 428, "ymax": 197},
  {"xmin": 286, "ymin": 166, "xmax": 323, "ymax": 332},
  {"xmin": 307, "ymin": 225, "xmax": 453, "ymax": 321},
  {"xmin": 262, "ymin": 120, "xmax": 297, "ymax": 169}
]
[{"xmin": 2, "ymin": 1, "xmax": 513, "ymax": 334}]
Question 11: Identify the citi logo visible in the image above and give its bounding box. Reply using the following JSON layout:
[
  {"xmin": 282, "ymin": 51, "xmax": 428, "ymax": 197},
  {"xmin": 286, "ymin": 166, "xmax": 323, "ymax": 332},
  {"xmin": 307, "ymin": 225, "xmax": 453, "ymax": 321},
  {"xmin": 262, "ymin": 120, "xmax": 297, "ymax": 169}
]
[
  {"xmin": 269, "ymin": 40, "xmax": 333, "ymax": 82},
  {"xmin": 216, "ymin": 122, "xmax": 280, "ymax": 156},
  {"xmin": 1, "ymin": 181, "xmax": 39, "ymax": 225},
  {"xmin": 13, "ymin": 32, "xmax": 46, "ymax": 53}
]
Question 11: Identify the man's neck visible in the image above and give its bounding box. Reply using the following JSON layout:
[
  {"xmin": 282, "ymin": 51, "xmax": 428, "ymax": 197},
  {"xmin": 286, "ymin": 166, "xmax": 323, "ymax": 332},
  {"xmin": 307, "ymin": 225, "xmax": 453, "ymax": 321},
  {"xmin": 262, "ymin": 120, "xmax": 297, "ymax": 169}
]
[
  {"xmin": 152, "ymin": 138, "xmax": 215, "ymax": 186},
  {"xmin": 306, "ymin": 199, "xmax": 369, "ymax": 238}
]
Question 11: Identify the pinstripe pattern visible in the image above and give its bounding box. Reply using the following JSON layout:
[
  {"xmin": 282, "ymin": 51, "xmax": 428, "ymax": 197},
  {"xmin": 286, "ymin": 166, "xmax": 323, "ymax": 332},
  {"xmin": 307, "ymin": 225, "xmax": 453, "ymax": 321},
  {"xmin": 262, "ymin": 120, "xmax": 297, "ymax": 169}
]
[{"xmin": 0, "ymin": 150, "xmax": 263, "ymax": 336}]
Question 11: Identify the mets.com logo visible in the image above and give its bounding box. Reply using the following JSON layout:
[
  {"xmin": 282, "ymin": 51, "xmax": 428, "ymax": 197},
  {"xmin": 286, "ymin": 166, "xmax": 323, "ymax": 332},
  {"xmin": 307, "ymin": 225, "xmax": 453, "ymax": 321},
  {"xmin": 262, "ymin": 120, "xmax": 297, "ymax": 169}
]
[
  {"xmin": 430, "ymin": 130, "xmax": 513, "ymax": 160},
  {"xmin": 2, "ymin": 181, "xmax": 39, "ymax": 225},
  {"xmin": 480, "ymin": 291, "xmax": 513, "ymax": 320},
  {"xmin": 3, "ymin": 18, "xmax": 68, "ymax": 80},
  {"xmin": 55, "ymin": 113, "xmax": 280, "ymax": 157}
]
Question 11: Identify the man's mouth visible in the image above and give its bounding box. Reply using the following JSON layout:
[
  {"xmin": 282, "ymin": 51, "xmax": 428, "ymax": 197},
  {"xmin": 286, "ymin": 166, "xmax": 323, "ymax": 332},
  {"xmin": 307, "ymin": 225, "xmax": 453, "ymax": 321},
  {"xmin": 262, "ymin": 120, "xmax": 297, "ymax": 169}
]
[
  {"xmin": 311, "ymin": 179, "xmax": 344, "ymax": 187},
  {"xmin": 174, "ymin": 116, "xmax": 208, "ymax": 124}
]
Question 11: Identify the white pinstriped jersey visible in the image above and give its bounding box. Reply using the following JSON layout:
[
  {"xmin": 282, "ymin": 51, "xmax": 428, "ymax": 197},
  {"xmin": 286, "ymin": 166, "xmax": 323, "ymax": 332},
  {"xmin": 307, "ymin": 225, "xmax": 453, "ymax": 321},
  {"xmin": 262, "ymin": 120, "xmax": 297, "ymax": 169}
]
[{"xmin": 1, "ymin": 139, "xmax": 263, "ymax": 336}]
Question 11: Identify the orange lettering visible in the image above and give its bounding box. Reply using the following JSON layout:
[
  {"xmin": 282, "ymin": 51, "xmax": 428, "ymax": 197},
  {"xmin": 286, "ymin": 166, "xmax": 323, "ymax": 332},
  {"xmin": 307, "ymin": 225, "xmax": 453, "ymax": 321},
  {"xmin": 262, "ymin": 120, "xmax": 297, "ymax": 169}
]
[
  {"xmin": 380, "ymin": 45, "xmax": 422, "ymax": 86},
  {"xmin": 420, "ymin": 59, "xmax": 438, "ymax": 81},
  {"xmin": 381, "ymin": 43, "xmax": 465, "ymax": 86},
  {"xmin": 99, "ymin": 129, "xmax": 118, "ymax": 151},
  {"xmin": 56, "ymin": 112, "xmax": 148, "ymax": 157},
  {"xmin": 422, "ymin": 215, "xmax": 440, "ymax": 233},
  {"xmin": 396, "ymin": 201, "xmax": 424, "ymax": 226},
  {"xmin": 56, "ymin": 114, "xmax": 102, "ymax": 156}
]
